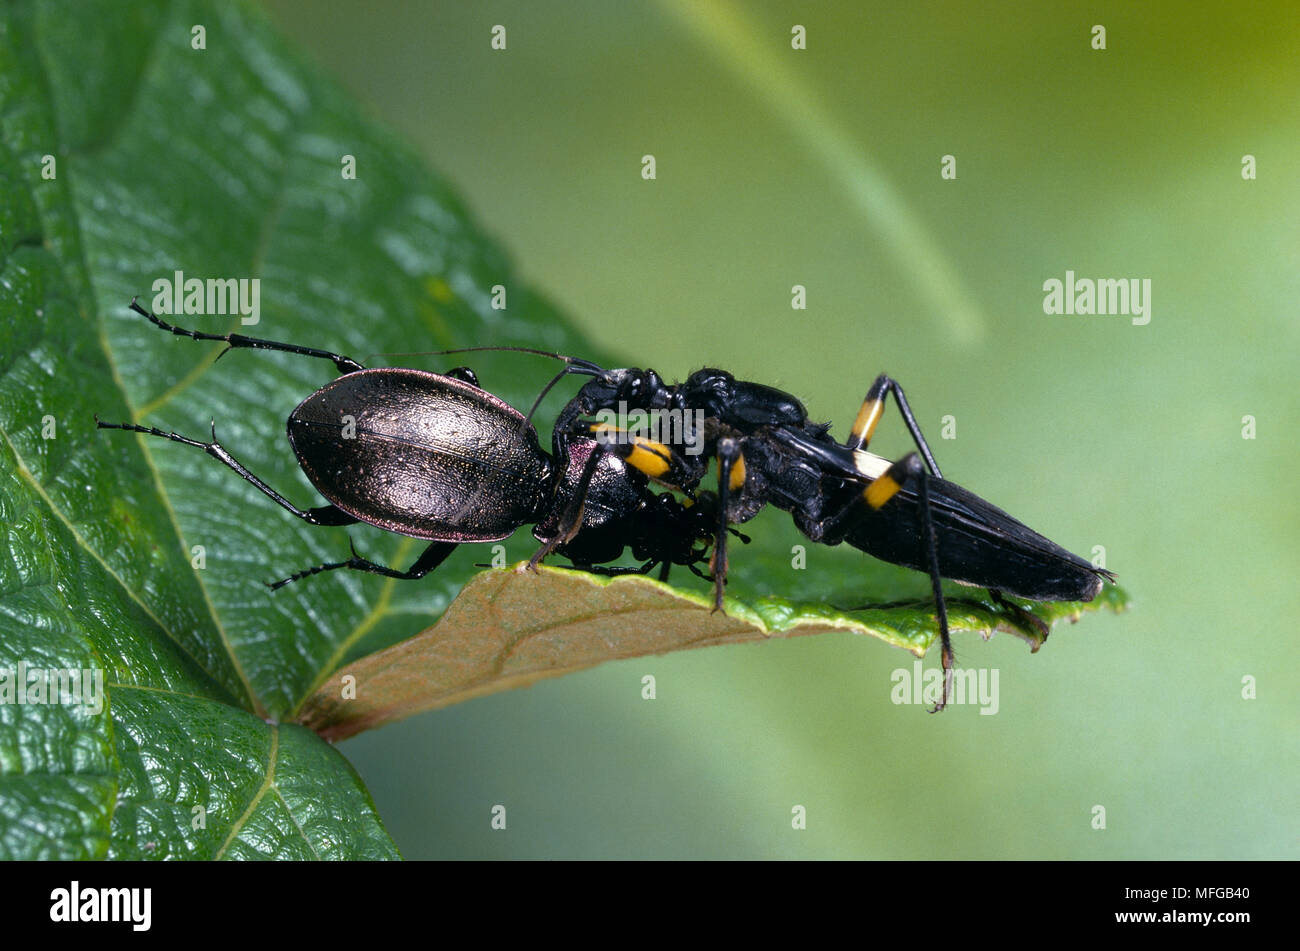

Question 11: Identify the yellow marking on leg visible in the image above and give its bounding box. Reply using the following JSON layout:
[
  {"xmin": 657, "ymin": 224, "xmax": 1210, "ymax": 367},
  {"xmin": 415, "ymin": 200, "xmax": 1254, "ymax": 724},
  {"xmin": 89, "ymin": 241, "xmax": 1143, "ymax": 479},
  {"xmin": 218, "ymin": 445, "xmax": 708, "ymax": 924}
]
[
  {"xmin": 851, "ymin": 397, "xmax": 885, "ymax": 445},
  {"xmin": 864, "ymin": 473, "xmax": 903, "ymax": 509},
  {"xmin": 726, "ymin": 452, "xmax": 746, "ymax": 490},
  {"xmin": 587, "ymin": 422, "xmax": 672, "ymax": 478},
  {"xmin": 626, "ymin": 438, "xmax": 672, "ymax": 478}
]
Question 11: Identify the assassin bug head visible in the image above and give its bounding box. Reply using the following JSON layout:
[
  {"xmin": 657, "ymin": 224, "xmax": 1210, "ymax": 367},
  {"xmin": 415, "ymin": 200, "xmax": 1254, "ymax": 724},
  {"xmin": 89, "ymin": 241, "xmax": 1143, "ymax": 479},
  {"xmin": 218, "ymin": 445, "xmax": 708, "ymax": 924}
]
[{"xmin": 572, "ymin": 368, "xmax": 672, "ymax": 414}]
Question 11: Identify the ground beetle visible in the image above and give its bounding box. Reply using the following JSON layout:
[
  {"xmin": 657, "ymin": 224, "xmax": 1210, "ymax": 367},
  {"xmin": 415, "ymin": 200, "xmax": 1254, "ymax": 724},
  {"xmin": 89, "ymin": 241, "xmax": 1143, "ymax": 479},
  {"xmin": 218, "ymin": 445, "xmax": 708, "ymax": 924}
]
[{"xmin": 97, "ymin": 299, "xmax": 733, "ymax": 589}]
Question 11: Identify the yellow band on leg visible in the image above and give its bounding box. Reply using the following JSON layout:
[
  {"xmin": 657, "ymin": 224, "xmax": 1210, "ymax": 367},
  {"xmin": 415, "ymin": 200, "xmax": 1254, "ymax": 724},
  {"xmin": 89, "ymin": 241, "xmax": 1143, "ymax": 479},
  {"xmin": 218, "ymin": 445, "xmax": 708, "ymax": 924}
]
[
  {"xmin": 851, "ymin": 398, "xmax": 885, "ymax": 445},
  {"xmin": 864, "ymin": 473, "xmax": 903, "ymax": 509}
]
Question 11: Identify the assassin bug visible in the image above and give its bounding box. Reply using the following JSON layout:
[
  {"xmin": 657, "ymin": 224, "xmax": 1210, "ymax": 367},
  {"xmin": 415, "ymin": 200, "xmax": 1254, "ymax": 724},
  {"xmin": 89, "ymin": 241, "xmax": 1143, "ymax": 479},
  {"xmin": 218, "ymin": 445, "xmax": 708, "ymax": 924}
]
[
  {"xmin": 97, "ymin": 299, "xmax": 738, "ymax": 589},
  {"xmin": 525, "ymin": 361, "xmax": 1114, "ymax": 710}
]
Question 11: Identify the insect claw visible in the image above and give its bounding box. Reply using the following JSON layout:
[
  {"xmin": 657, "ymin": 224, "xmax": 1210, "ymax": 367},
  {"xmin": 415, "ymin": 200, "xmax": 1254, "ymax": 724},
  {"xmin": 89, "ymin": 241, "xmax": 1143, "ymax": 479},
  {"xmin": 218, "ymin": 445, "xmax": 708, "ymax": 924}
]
[
  {"xmin": 526, "ymin": 541, "xmax": 552, "ymax": 572},
  {"xmin": 927, "ymin": 648, "xmax": 956, "ymax": 712}
]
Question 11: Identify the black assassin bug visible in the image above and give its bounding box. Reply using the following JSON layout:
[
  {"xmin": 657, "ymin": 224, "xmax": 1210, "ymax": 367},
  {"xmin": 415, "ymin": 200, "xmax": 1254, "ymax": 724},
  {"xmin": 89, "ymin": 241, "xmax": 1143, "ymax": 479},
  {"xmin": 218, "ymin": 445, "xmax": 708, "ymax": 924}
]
[
  {"xmin": 519, "ymin": 360, "xmax": 1114, "ymax": 710},
  {"xmin": 97, "ymin": 299, "xmax": 738, "ymax": 590}
]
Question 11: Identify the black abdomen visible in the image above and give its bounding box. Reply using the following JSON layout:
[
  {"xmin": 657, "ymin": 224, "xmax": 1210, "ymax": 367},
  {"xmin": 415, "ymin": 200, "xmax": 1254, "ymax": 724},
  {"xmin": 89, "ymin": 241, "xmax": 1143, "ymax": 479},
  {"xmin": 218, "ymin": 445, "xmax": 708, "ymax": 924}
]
[{"xmin": 288, "ymin": 368, "xmax": 551, "ymax": 541}]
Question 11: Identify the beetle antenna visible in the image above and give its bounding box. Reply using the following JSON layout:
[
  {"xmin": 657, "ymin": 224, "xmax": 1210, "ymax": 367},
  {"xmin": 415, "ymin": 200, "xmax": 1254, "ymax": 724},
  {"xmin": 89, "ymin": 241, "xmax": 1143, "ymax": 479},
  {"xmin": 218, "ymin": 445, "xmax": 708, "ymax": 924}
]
[
  {"xmin": 362, "ymin": 345, "xmax": 604, "ymax": 376},
  {"xmin": 521, "ymin": 364, "xmax": 585, "ymax": 430}
]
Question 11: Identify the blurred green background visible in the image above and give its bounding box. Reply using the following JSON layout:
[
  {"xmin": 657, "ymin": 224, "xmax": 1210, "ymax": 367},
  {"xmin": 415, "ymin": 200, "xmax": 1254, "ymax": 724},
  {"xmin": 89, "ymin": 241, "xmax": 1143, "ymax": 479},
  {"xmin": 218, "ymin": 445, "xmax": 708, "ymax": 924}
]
[{"xmin": 259, "ymin": 0, "xmax": 1297, "ymax": 858}]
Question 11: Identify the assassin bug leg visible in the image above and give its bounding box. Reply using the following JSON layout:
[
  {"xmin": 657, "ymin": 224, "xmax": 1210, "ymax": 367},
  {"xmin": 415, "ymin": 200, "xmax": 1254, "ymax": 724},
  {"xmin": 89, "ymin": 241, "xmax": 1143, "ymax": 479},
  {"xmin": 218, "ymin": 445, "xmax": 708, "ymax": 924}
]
[
  {"xmin": 832, "ymin": 450, "xmax": 956, "ymax": 710},
  {"xmin": 93, "ymin": 418, "xmax": 358, "ymax": 527},
  {"xmin": 684, "ymin": 561, "xmax": 713, "ymax": 581},
  {"xmin": 874, "ymin": 453, "xmax": 954, "ymax": 710},
  {"xmin": 913, "ymin": 459, "xmax": 954, "ymax": 712},
  {"xmin": 126, "ymin": 298, "xmax": 366, "ymax": 375},
  {"xmin": 989, "ymin": 588, "xmax": 1051, "ymax": 644},
  {"xmin": 553, "ymin": 560, "xmax": 661, "ymax": 577},
  {"xmin": 710, "ymin": 436, "xmax": 745, "ymax": 612},
  {"xmin": 845, "ymin": 373, "xmax": 943, "ymax": 478}
]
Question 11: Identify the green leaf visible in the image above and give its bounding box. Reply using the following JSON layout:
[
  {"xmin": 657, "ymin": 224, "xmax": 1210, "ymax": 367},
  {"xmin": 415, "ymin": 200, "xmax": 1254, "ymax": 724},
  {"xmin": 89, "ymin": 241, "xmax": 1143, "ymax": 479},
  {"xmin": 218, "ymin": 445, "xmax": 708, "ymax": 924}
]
[
  {"xmin": 301, "ymin": 564, "xmax": 1128, "ymax": 741},
  {"xmin": 0, "ymin": 0, "xmax": 515, "ymax": 860},
  {"xmin": 0, "ymin": 0, "xmax": 1127, "ymax": 859}
]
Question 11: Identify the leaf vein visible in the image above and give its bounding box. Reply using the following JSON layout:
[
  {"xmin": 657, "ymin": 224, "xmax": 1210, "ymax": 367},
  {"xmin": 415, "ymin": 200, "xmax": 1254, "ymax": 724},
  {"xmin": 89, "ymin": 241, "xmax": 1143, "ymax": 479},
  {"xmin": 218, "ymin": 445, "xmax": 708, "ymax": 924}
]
[{"xmin": 214, "ymin": 723, "xmax": 279, "ymax": 860}]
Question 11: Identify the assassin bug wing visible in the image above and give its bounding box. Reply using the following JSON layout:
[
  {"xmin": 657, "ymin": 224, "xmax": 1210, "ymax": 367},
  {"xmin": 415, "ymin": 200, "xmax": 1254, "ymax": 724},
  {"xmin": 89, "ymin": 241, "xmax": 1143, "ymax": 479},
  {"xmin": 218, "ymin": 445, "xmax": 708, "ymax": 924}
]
[
  {"xmin": 770, "ymin": 429, "xmax": 1109, "ymax": 602},
  {"xmin": 831, "ymin": 473, "xmax": 1112, "ymax": 602}
]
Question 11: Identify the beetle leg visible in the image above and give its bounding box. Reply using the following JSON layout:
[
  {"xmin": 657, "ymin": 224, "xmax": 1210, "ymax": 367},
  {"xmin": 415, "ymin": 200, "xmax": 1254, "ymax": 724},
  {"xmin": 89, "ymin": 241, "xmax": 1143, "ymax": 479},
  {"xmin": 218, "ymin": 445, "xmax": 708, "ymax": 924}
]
[
  {"xmin": 95, "ymin": 418, "xmax": 359, "ymax": 527},
  {"xmin": 528, "ymin": 441, "xmax": 604, "ymax": 570},
  {"xmin": 268, "ymin": 538, "xmax": 458, "ymax": 589},
  {"xmin": 443, "ymin": 366, "xmax": 479, "ymax": 386},
  {"xmin": 127, "ymin": 297, "xmax": 365, "ymax": 375},
  {"xmin": 845, "ymin": 373, "xmax": 943, "ymax": 478}
]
